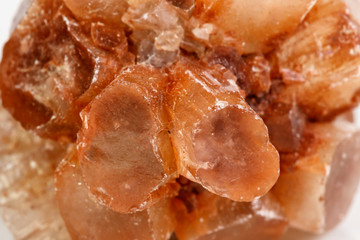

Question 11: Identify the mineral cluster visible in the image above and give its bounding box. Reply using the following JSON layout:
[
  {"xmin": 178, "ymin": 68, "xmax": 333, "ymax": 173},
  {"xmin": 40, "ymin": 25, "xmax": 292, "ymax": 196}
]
[{"xmin": 1, "ymin": 0, "xmax": 360, "ymax": 239}]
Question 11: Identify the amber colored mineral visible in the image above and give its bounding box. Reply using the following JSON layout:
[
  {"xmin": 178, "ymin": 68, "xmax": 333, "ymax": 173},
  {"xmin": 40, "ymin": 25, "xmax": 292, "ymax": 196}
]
[
  {"xmin": 173, "ymin": 182, "xmax": 288, "ymax": 240},
  {"xmin": 63, "ymin": 0, "xmax": 128, "ymax": 26},
  {"xmin": 1, "ymin": 0, "xmax": 360, "ymax": 239},
  {"xmin": 77, "ymin": 65, "xmax": 178, "ymax": 213},
  {"xmin": 270, "ymin": 0, "xmax": 360, "ymax": 120},
  {"xmin": 191, "ymin": 0, "xmax": 317, "ymax": 53},
  {"xmin": 0, "ymin": 0, "xmax": 133, "ymax": 141},
  {"xmin": 206, "ymin": 48, "xmax": 272, "ymax": 96},
  {"xmin": 56, "ymin": 151, "xmax": 176, "ymax": 240},
  {"xmin": 167, "ymin": 58, "xmax": 279, "ymax": 202},
  {"xmin": 272, "ymin": 118, "xmax": 360, "ymax": 233}
]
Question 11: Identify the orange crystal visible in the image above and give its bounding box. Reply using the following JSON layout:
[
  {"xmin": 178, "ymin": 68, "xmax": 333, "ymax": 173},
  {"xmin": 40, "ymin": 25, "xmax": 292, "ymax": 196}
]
[
  {"xmin": 0, "ymin": 0, "xmax": 360, "ymax": 239},
  {"xmin": 0, "ymin": 0, "xmax": 133, "ymax": 141},
  {"xmin": 56, "ymin": 151, "xmax": 176, "ymax": 240},
  {"xmin": 272, "ymin": 118, "xmax": 360, "ymax": 233},
  {"xmin": 173, "ymin": 181, "xmax": 288, "ymax": 240},
  {"xmin": 167, "ymin": 58, "xmax": 279, "ymax": 202},
  {"xmin": 77, "ymin": 65, "xmax": 178, "ymax": 213}
]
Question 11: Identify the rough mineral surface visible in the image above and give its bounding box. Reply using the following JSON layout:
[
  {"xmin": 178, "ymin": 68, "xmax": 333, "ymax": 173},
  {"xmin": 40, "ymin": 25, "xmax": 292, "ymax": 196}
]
[
  {"xmin": 0, "ymin": 0, "xmax": 360, "ymax": 239},
  {"xmin": 272, "ymin": 118, "xmax": 360, "ymax": 233},
  {"xmin": 0, "ymin": 104, "xmax": 70, "ymax": 240},
  {"xmin": 191, "ymin": 0, "xmax": 318, "ymax": 53},
  {"xmin": 0, "ymin": 0, "xmax": 134, "ymax": 141},
  {"xmin": 269, "ymin": 0, "xmax": 360, "ymax": 120}
]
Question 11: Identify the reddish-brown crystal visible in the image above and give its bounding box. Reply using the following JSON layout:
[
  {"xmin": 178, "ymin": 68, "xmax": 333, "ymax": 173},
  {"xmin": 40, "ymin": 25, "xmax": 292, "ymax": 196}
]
[
  {"xmin": 56, "ymin": 151, "xmax": 176, "ymax": 240},
  {"xmin": 2, "ymin": 0, "xmax": 360, "ymax": 239},
  {"xmin": 0, "ymin": 0, "xmax": 86, "ymax": 140},
  {"xmin": 173, "ymin": 184, "xmax": 288, "ymax": 240},
  {"xmin": 63, "ymin": 0, "xmax": 128, "ymax": 26},
  {"xmin": 206, "ymin": 47, "xmax": 272, "ymax": 96},
  {"xmin": 0, "ymin": 0, "xmax": 133, "ymax": 141},
  {"xmin": 271, "ymin": 0, "xmax": 360, "ymax": 120},
  {"xmin": 167, "ymin": 57, "xmax": 279, "ymax": 202},
  {"xmin": 77, "ymin": 65, "xmax": 178, "ymax": 213},
  {"xmin": 63, "ymin": 15, "xmax": 135, "ymax": 109}
]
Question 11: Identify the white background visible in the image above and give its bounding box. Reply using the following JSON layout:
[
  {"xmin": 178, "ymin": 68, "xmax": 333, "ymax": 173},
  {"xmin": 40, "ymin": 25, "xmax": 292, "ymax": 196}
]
[{"xmin": 0, "ymin": 1, "xmax": 359, "ymax": 239}]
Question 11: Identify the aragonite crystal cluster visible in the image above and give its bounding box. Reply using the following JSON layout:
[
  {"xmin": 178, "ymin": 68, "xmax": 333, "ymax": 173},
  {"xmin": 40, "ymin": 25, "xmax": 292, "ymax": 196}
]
[{"xmin": 0, "ymin": 0, "xmax": 360, "ymax": 239}]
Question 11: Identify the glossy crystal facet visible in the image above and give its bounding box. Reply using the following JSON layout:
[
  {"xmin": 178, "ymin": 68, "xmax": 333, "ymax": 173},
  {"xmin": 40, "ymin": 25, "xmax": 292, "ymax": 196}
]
[{"xmin": 1, "ymin": 0, "xmax": 360, "ymax": 239}]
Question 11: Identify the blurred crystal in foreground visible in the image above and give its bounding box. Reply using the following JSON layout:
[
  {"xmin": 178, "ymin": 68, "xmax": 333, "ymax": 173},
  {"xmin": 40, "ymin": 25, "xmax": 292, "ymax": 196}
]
[
  {"xmin": 0, "ymin": 104, "xmax": 70, "ymax": 239},
  {"xmin": 1, "ymin": 0, "xmax": 360, "ymax": 239}
]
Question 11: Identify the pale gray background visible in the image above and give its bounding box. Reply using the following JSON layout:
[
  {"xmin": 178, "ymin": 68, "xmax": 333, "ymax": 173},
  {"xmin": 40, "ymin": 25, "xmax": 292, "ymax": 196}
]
[{"xmin": 0, "ymin": 1, "xmax": 359, "ymax": 239}]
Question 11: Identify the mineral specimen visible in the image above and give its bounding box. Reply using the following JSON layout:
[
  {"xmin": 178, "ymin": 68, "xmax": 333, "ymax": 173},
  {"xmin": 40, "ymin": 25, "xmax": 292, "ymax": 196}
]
[
  {"xmin": 167, "ymin": 57, "xmax": 279, "ymax": 202},
  {"xmin": 56, "ymin": 151, "xmax": 176, "ymax": 240},
  {"xmin": 173, "ymin": 181, "xmax": 288, "ymax": 240},
  {"xmin": 191, "ymin": 0, "xmax": 318, "ymax": 53},
  {"xmin": 0, "ymin": 0, "xmax": 360, "ymax": 239},
  {"xmin": 272, "ymin": 118, "xmax": 360, "ymax": 233},
  {"xmin": 270, "ymin": 0, "xmax": 360, "ymax": 120},
  {"xmin": 0, "ymin": 0, "xmax": 133, "ymax": 141},
  {"xmin": 77, "ymin": 65, "xmax": 178, "ymax": 213},
  {"xmin": 122, "ymin": 0, "xmax": 184, "ymax": 67}
]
